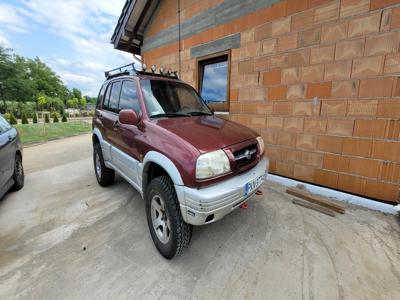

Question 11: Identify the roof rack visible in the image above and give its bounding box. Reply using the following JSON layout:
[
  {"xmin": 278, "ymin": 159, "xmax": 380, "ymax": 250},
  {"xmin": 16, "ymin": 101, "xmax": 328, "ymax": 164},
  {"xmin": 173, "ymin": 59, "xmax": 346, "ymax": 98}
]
[{"xmin": 104, "ymin": 63, "xmax": 137, "ymax": 79}]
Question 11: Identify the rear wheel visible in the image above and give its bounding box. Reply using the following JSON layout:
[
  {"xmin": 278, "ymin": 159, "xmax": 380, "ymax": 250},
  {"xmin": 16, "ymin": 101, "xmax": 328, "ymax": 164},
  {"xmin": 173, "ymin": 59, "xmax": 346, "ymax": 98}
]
[
  {"xmin": 11, "ymin": 154, "xmax": 24, "ymax": 191},
  {"xmin": 146, "ymin": 175, "xmax": 192, "ymax": 259},
  {"xmin": 93, "ymin": 143, "xmax": 115, "ymax": 186}
]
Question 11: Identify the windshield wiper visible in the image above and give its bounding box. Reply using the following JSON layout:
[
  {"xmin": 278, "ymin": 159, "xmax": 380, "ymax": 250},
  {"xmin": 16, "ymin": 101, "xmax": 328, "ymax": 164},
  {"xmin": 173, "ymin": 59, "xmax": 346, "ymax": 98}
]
[
  {"xmin": 187, "ymin": 111, "xmax": 213, "ymax": 116},
  {"xmin": 150, "ymin": 112, "xmax": 191, "ymax": 118}
]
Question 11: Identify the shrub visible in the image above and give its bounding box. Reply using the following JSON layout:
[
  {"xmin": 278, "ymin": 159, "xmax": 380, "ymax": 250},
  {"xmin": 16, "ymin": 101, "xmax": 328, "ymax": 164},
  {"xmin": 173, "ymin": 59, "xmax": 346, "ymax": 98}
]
[
  {"xmin": 44, "ymin": 114, "xmax": 50, "ymax": 123},
  {"xmin": 9, "ymin": 113, "xmax": 17, "ymax": 125},
  {"xmin": 21, "ymin": 113, "xmax": 29, "ymax": 124},
  {"xmin": 62, "ymin": 114, "xmax": 67, "ymax": 122},
  {"xmin": 33, "ymin": 114, "xmax": 38, "ymax": 123},
  {"xmin": 53, "ymin": 114, "xmax": 59, "ymax": 123},
  {"xmin": 88, "ymin": 110, "xmax": 95, "ymax": 117},
  {"xmin": 3, "ymin": 112, "xmax": 11, "ymax": 122}
]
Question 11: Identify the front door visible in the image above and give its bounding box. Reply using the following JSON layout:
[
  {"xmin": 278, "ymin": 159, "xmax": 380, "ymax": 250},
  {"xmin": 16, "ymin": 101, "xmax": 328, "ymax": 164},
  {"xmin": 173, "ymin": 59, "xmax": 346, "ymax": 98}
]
[{"xmin": 0, "ymin": 116, "xmax": 14, "ymax": 187}]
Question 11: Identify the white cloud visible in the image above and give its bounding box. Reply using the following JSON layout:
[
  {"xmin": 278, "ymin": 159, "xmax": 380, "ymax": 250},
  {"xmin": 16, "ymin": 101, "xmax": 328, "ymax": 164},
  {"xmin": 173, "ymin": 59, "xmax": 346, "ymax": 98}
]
[
  {"xmin": 0, "ymin": 30, "xmax": 11, "ymax": 48},
  {"xmin": 2, "ymin": 0, "xmax": 139, "ymax": 96}
]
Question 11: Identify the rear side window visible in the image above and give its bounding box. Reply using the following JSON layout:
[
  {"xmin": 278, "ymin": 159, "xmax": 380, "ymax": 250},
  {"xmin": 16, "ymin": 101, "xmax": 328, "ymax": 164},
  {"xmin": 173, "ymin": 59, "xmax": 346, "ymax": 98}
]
[
  {"xmin": 109, "ymin": 81, "xmax": 122, "ymax": 112},
  {"xmin": 103, "ymin": 84, "xmax": 112, "ymax": 110},
  {"xmin": 97, "ymin": 84, "xmax": 107, "ymax": 108},
  {"xmin": 0, "ymin": 115, "xmax": 11, "ymax": 133},
  {"xmin": 119, "ymin": 80, "xmax": 140, "ymax": 115}
]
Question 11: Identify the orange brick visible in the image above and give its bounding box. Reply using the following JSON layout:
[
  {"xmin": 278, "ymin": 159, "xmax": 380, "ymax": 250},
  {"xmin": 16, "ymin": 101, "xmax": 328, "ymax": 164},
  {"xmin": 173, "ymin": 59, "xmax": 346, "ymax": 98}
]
[
  {"xmin": 338, "ymin": 174, "xmax": 366, "ymax": 195},
  {"xmin": 271, "ymin": 17, "xmax": 291, "ymax": 37},
  {"xmin": 392, "ymin": 77, "xmax": 400, "ymax": 96},
  {"xmin": 288, "ymin": 49, "xmax": 310, "ymax": 67},
  {"xmin": 287, "ymin": 84, "xmax": 306, "ymax": 99},
  {"xmin": 296, "ymin": 133, "xmax": 318, "ymax": 150},
  {"xmin": 349, "ymin": 157, "xmax": 381, "ymax": 178},
  {"xmin": 278, "ymin": 33, "xmax": 298, "ymax": 51},
  {"xmin": 294, "ymin": 164, "xmax": 316, "ymax": 182},
  {"xmin": 340, "ymin": 0, "xmax": 370, "ymax": 18},
  {"xmin": 365, "ymin": 32, "xmax": 400, "ymax": 56},
  {"xmin": 331, "ymin": 80, "xmax": 359, "ymax": 98},
  {"xmin": 384, "ymin": 53, "xmax": 400, "ymax": 74},
  {"xmin": 254, "ymin": 56, "xmax": 270, "ymax": 71},
  {"xmin": 342, "ymin": 138, "xmax": 372, "ymax": 157},
  {"xmin": 266, "ymin": 116, "xmax": 284, "ymax": 129},
  {"xmin": 284, "ymin": 117, "xmax": 304, "ymax": 132},
  {"xmin": 392, "ymin": 7, "xmax": 400, "ymax": 29},
  {"xmin": 327, "ymin": 118, "xmax": 354, "ymax": 136},
  {"xmin": 325, "ymin": 60, "xmax": 352, "ymax": 81},
  {"xmin": 323, "ymin": 153, "xmax": 349, "ymax": 171},
  {"xmin": 301, "ymin": 64, "xmax": 324, "ymax": 82},
  {"xmin": 321, "ymin": 20, "xmax": 348, "ymax": 43},
  {"xmin": 301, "ymin": 151, "xmax": 324, "ymax": 168},
  {"xmin": 268, "ymin": 85, "xmax": 287, "ymax": 100},
  {"xmin": 379, "ymin": 161, "xmax": 400, "ymax": 183},
  {"xmin": 318, "ymin": 135, "xmax": 343, "ymax": 153},
  {"xmin": 270, "ymin": 53, "xmax": 288, "ymax": 68},
  {"xmin": 321, "ymin": 100, "xmax": 348, "ymax": 116},
  {"xmin": 371, "ymin": 0, "xmax": 400, "ymax": 10},
  {"xmin": 281, "ymin": 67, "xmax": 301, "ymax": 84},
  {"xmin": 261, "ymin": 38, "xmax": 278, "ymax": 55},
  {"xmin": 315, "ymin": 1, "xmax": 340, "ymax": 23},
  {"xmin": 254, "ymin": 22, "xmax": 272, "ymax": 41},
  {"xmin": 238, "ymin": 88, "xmax": 264, "ymax": 101},
  {"xmin": 364, "ymin": 180, "xmax": 399, "ymax": 202},
  {"xmin": 263, "ymin": 69, "xmax": 281, "ymax": 86},
  {"xmin": 352, "ymin": 56, "xmax": 384, "ymax": 78},
  {"xmin": 287, "ymin": 0, "xmax": 309, "ymax": 15},
  {"xmin": 304, "ymin": 117, "xmax": 327, "ymax": 133},
  {"xmin": 230, "ymin": 89, "xmax": 239, "ymax": 101},
  {"xmin": 307, "ymin": 82, "xmax": 332, "ymax": 98},
  {"xmin": 348, "ymin": 12, "xmax": 381, "ymax": 37},
  {"xmin": 314, "ymin": 169, "xmax": 339, "ymax": 188},
  {"xmin": 377, "ymin": 99, "xmax": 400, "ymax": 118},
  {"xmin": 310, "ymin": 45, "xmax": 335, "ymax": 64},
  {"xmin": 241, "ymin": 102, "xmax": 257, "ymax": 113},
  {"xmin": 380, "ymin": 8, "xmax": 392, "ymax": 32},
  {"xmin": 293, "ymin": 101, "xmax": 313, "ymax": 116},
  {"xmin": 347, "ymin": 100, "xmax": 378, "ymax": 116},
  {"xmin": 230, "ymin": 102, "xmax": 242, "ymax": 113},
  {"xmin": 276, "ymin": 132, "xmax": 297, "ymax": 147},
  {"xmin": 258, "ymin": 102, "xmax": 274, "ymax": 115},
  {"xmin": 299, "ymin": 27, "xmax": 321, "ymax": 47},
  {"xmin": 353, "ymin": 119, "xmax": 387, "ymax": 139},
  {"xmin": 238, "ymin": 59, "xmax": 254, "ymax": 74},
  {"xmin": 309, "ymin": 0, "xmax": 334, "ymax": 8},
  {"xmin": 282, "ymin": 148, "xmax": 302, "ymax": 162},
  {"xmin": 273, "ymin": 102, "xmax": 292, "ymax": 115},
  {"xmin": 275, "ymin": 161, "xmax": 295, "ymax": 177},
  {"xmin": 358, "ymin": 77, "xmax": 394, "ymax": 97},
  {"xmin": 292, "ymin": 10, "xmax": 315, "ymax": 31},
  {"xmin": 372, "ymin": 140, "xmax": 400, "ymax": 162},
  {"xmin": 335, "ymin": 39, "xmax": 364, "ymax": 60}
]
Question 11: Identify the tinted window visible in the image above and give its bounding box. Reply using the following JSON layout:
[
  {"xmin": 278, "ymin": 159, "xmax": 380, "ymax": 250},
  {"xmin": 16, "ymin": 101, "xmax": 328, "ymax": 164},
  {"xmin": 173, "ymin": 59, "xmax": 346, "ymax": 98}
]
[
  {"xmin": 200, "ymin": 59, "xmax": 228, "ymax": 103},
  {"xmin": 109, "ymin": 81, "xmax": 122, "ymax": 112},
  {"xmin": 0, "ymin": 115, "xmax": 11, "ymax": 133},
  {"xmin": 97, "ymin": 84, "xmax": 107, "ymax": 108},
  {"xmin": 119, "ymin": 80, "xmax": 140, "ymax": 115},
  {"xmin": 103, "ymin": 83, "xmax": 112, "ymax": 109}
]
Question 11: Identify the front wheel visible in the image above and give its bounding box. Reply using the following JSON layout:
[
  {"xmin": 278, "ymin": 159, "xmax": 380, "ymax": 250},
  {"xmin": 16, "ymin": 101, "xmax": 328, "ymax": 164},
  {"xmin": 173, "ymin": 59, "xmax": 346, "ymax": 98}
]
[
  {"xmin": 93, "ymin": 143, "xmax": 115, "ymax": 187},
  {"xmin": 146, "ymin": 175, "xmax": 192, "ymax": 259},
  {"xmin": 11, "ymin": 154, "xmax": 24, "ymax": 191}
]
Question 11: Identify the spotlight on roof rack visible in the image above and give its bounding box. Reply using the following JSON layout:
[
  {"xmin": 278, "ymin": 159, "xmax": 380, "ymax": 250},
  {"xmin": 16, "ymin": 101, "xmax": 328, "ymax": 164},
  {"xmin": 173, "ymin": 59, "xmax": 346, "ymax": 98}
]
[
  {"xmin": 142, "ymin": 64, "xmax": 147, "ymax": 72},
  {"xmin": 159, "ymin": 67, "xmax": 164, "ymax": 75},
  {"xmin": 151, "ymin": 65, "xmax": 156, "ymax": 74},
  {"xmin": 167, "ymin": 69, "xmax": 172, "ymax": 77}
]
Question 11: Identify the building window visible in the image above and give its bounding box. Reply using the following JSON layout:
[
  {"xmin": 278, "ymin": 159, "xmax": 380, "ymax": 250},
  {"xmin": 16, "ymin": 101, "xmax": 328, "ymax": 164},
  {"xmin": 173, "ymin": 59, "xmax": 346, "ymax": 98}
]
[{"xmin": 197, "ymin": 50, "xmax": 230, "ymax": 112}]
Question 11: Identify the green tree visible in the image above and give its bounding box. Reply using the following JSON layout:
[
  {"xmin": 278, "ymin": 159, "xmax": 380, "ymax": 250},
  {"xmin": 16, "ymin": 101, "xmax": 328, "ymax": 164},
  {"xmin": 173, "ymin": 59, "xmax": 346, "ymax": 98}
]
[
  {"xmin": 62, "ymin": 113, "xmax": 67, "ymax": 122},
  {"xmin": 9, "ymin": 112, "xmax": 17, "ymax": 125},
  {"xmin": 33, "ymin": 114, "xmax": 38, "ymax": 123},
  {"xmin": 21, "ymin": 113, "xmax": 28, "ymax": 124},
  {"xmin": 53, "ymin": 114, "xmax": 59, "ymax": 123},
  {"xmin": 66, "ymin": 98, "xmax": 78, "ymax": 108},
  {"xmin": 72, "ymin": 88, "xmax": 82, "ymax": 99},
  {"xmin": 44, "ymin": 114, "xmax": 50, "ymax": 123},
  {"xmin": 37, "ymin": 94, "xmax": 47, "ymax": 111},
  {"xmin": 79, "ymin": 96, "xmax": 87, "ymax": 110}
]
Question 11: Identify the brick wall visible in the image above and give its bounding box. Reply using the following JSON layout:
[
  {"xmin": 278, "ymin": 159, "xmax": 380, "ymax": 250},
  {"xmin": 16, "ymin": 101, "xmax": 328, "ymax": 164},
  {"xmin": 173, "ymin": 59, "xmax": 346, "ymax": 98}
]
[{"xmin": 141, "ymin": 0, "xmax": 400, "ymax": 203}]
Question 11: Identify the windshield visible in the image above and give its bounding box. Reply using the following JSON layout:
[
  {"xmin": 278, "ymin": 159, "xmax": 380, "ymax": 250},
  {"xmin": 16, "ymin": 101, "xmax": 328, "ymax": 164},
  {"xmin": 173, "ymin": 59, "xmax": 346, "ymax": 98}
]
[{"xmin": 141, "ymin": 79, "xmax": 212, "ymax": 118}]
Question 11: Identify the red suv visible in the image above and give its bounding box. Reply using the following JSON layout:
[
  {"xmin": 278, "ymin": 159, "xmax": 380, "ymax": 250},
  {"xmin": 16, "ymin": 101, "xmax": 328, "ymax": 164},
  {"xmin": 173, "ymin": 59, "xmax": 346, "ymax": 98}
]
[{"xmin": 92, "ymin": 64, "xmax": 269, "ymax": 259}]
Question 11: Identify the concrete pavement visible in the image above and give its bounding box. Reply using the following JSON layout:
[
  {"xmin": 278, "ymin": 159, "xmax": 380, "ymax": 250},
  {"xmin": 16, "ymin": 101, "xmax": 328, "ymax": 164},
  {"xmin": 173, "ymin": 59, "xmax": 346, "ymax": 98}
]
[{"xmin": 0, "ymin": 133, "xmax": 399, "ymax": 299}]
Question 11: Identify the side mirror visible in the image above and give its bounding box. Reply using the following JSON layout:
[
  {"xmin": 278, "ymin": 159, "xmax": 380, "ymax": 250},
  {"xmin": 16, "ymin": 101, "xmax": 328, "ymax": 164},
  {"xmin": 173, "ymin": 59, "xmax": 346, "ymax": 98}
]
[
  {"xmin": 119, "ymin": 109, "xmax": 138, "ymax": 126},
  {"xmin": 210, "ymin": 108, "xmax": 215, "ymax": 114}
]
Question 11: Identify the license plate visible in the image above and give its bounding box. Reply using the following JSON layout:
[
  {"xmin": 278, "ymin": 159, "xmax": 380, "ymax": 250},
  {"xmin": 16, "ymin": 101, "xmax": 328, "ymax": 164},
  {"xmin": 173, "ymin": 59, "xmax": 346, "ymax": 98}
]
[{"xmin": 244, "ymin": 174, "xmax": 265, "ymax": 196}]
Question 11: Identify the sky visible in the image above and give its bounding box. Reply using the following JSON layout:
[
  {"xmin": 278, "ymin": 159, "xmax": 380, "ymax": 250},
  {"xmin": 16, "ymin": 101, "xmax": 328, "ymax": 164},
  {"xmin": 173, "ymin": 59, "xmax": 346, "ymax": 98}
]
[{"xmin": 0, "ymin": 0, "xmax": 138, "ymax": 97}]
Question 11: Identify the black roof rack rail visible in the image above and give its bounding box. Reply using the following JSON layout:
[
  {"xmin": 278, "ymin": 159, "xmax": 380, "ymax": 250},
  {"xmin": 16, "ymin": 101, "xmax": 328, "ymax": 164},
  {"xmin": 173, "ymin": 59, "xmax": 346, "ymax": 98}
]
[{"xmin": 105, "ymin": 63, "xmax": 137, "ymax": 79}]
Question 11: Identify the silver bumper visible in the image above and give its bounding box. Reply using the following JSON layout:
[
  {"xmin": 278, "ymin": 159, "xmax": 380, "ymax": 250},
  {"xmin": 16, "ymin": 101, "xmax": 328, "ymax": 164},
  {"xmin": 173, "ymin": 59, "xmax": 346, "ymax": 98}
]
[{"xmin": 175, "ymin": 158, "xmax": 269, "ymax": 226}]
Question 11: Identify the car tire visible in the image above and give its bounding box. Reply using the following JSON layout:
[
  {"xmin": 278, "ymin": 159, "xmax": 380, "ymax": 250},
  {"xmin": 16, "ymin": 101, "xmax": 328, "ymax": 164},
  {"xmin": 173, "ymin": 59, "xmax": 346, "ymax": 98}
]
[
  {"xmin": 11, "ymin": 154, "xmax": 24, "ymax": 191},
  {"xmin": 93, "ymin": 143, "xmax": 115, "ymax": 187},
  {"xmin": 146, "ymin": 175, "xmax": 192, "ymax": 259}
]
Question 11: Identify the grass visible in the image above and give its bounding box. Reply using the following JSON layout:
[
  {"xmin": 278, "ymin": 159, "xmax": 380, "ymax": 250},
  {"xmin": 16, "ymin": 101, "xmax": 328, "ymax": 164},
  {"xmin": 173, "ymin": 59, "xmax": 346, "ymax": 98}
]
[{"xmin": 15, "ymin": 120, "xmax": 92, "ymax": 144}]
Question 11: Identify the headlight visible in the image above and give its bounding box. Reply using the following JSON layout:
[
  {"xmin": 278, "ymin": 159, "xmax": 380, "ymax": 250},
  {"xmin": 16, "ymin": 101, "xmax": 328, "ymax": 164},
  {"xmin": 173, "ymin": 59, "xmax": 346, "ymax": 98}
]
[
  {"xmin": 256, "ymin": 136, "xmax": 264, "ymax": 155},
  {"xmin": 196, "ymin": 150, "xmax": 231, "ymax": 179}
]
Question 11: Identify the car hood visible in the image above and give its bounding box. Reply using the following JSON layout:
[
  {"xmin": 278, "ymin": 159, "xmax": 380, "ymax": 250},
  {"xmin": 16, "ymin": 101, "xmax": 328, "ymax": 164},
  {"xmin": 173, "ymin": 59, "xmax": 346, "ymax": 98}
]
[{"xmin": 153, "ymin": 115, "xmax": 258, "ymax": 153}]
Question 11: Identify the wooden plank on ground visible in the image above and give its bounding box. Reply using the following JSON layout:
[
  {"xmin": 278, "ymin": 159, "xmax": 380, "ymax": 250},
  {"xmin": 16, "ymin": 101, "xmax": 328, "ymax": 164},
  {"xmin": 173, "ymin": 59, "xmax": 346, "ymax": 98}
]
[
  {"xmin": 292, "ymin": 198, "xmax": 336, "ymax": 217},
  {"xmin": 286, "ymin": 187, "xmax": 346, "ymax": 214}
]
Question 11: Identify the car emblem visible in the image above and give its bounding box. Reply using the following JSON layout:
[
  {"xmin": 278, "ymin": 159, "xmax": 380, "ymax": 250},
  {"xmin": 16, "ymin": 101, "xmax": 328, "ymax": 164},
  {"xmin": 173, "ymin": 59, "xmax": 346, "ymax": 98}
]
[{"xmin": 244, "ymin": 149, "xmax": 251, "ymax": 160}]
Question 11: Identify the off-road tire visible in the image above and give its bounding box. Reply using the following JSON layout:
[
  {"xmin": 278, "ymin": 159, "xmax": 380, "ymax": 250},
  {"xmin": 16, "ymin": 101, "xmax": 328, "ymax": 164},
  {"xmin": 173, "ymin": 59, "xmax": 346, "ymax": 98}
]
[
  {"xmin": 11, "ymin": 154, "xmax": 24, "ymax": 191},
  {"xmin": 93, "ymin": 143, "xmax": 115, "ymax": 187},
  {"xmin": 146, "ymin": 175, "xmax": 192, "ymax": 259}
]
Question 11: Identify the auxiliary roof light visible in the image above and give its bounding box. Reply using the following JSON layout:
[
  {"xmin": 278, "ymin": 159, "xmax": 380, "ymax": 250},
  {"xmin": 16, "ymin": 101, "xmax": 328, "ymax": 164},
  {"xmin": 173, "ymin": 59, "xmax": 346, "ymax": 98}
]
[
  {"xmin": 159, "ymin": 67, "xmax": 165, "ymax": 75},
  {"xmin": 167, "ymin": 69, "xmax": 172, "ymax": 77},
  {"xmin": 151, "ymin": 65, "xmax": 156, "ymax": 73},
  {"xmin": 142, "ymin": 63, "xmax": 147, "ymax": 72}
]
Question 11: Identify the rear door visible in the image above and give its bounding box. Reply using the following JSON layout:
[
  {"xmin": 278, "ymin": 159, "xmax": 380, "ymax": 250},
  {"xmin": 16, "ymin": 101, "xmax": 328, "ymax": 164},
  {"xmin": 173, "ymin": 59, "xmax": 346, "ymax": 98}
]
[{"xmin": 0, "ymin": 115, "xmax": 14, "ymax": 187}]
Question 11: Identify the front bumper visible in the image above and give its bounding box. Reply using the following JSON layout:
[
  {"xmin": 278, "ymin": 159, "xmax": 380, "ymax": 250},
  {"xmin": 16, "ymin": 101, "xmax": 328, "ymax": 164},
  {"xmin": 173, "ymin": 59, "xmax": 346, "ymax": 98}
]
[{"xmin": 175, "ymin": 158, "xmax": 269, "ymax": 225}]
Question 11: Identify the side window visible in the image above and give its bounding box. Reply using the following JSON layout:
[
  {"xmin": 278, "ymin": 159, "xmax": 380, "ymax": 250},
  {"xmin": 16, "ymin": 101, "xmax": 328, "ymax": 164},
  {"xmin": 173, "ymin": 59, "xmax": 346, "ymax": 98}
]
[
  {"xmin": 96, "ymin": 84, "xmax": 107, "ymax": 108},
  {"xmin": 103, "ymin": 83, "xmax": 112, "ymax": 110},
  {"xmin": 119, "ymin": 80, "xmax": 141, "ymax": 115},
  {"xmin": 109, "ymin": 81, "xmax": 122, "ymax": 113},
  {"xmin": 0, "ymin": 115, "xmax": 12, "ymax": 133}
]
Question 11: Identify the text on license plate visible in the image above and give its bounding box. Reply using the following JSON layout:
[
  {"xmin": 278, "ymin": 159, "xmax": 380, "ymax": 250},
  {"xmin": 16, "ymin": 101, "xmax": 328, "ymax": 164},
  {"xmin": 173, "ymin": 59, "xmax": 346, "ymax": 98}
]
[{"xmin": 244, "ymin": 174, "xmax": 265, "ymax": 196}]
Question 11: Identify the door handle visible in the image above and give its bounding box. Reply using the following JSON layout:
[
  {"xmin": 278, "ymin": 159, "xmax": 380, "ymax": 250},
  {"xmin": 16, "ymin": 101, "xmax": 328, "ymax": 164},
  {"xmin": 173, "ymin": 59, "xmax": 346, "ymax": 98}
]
[
  {"xmin": 99, "ymin": 114, "xmax": 103, "ymax": 119},
  {"xmin": 113, "ymin": 121, "xmax": 120, "ymax": 129}
]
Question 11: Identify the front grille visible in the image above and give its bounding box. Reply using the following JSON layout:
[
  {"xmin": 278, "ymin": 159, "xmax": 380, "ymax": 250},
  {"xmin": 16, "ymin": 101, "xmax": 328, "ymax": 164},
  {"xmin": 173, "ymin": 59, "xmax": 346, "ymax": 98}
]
[{"xmin": 233, "ymin": 143, "xmax": 257, "ymax": 168}]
